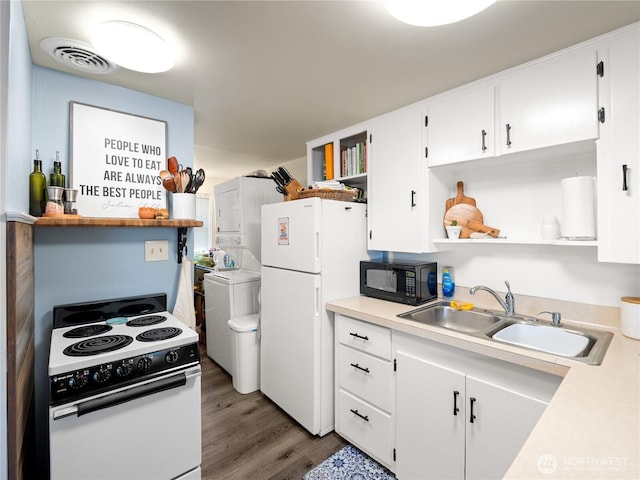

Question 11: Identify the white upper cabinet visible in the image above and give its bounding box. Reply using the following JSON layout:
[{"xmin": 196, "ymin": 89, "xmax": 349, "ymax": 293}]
[
  {"xmin": 425, "ymin": 82, "xmax": 496, "ymax": 166},
  {"xmin": 368, "ymin": 105, "xmax": 425, "ymax": 253},
  {"xmin": 498, "ymin": 47, "xmax": 599, "ymax": 155},
  {"xmin": 596, "ymin": 25, "xmax": 640, "ymax": 264}
]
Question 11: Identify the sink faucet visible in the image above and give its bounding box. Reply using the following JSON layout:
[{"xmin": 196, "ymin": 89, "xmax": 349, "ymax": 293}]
[
  {"xmin": 539, "ymin": 311, "xmax": 563, "ymax": 327},
  {"xmin": 469, "ymin": 281, "xmax": 515, "ymax": 315}
]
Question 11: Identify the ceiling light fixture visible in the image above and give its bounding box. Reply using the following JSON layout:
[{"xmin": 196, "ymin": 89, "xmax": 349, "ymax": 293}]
[
  {"xmin": 91, "ymin": 21, "xmax": 175, "ymax": 73},
  {"xmin": 382, "ymin": 0, "xmax": 497, "ymax": 27}
]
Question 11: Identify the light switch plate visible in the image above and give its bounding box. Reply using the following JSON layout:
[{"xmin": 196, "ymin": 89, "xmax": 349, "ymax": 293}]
[{"xmin": 145, "ymin": 240, "xmax": 169, "ymax": 262}]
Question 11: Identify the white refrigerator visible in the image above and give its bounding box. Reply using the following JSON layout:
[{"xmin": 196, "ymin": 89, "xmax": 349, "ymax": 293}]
[{"xmin": 260, "ymin": 197, "xmax": 368, "ymax": 436}]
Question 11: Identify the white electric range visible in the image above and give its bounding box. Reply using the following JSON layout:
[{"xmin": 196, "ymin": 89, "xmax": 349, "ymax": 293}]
[{"xmin": 48, "ymin": 293, "xmax": 202, "ymax": 480}]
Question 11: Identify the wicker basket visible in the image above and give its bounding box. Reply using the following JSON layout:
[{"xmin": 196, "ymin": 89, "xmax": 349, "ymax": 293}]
[{"xmin": 296, "ymin": 189, "xmax": 357, "ymax": 202}]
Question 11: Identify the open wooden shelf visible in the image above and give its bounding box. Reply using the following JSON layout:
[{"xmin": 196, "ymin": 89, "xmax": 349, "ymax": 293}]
[{"xmin": 34, "ymin": 217, "xmax": 203, "ymax": 228}]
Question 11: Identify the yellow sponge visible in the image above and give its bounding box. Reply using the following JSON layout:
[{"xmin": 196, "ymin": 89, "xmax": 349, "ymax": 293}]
[{"xmin": 450, "ymin": 301, "xmax": 473, "ymax": 311}]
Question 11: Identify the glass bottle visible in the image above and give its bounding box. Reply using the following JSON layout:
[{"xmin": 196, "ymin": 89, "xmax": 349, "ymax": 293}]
[
  {"xmin": 29, "ymin": 150, "xmax": 47, "ymax": 217},
  {"xmin": 442, "ymin": 266, "xmax": 455, "ymax": 299},
  {"xmin": 50, "ymin": 151, "xmax": 66, "ymax": 188}
]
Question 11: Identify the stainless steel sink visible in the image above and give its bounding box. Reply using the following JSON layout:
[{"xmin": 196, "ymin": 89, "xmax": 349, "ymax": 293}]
[
  {"xmin": 397, "ymin": 301, "xmax": 503, "ymax": 333},
  {"xmin": 398, "ymin": 302, "xmax": 613, "ymax": 365}
]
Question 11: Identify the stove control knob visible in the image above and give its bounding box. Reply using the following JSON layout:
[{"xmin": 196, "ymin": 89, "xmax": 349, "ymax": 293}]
[
  {"xmin": 165, "ymin": 351, "xmax": 179, "ymax": 364},
  {"xmin": 137, "ymin": 357, "xmax": 152, "ymax": 372},
  {"xmin": 68, "ymin": 372, "xmax": 88, "ymax": 390},
  {"xmin": 116, "ymin": 362, "xmax": 133, "ymax": 377},
  {"xmin": 92, "ymin": 366, "xmax": 111, "ymax": 383}
]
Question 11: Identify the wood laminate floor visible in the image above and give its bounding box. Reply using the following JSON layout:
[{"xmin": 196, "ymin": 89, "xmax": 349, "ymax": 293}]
[{"xmin": 200, "ymin": 345, "xmax": 347, "ymax": 480}]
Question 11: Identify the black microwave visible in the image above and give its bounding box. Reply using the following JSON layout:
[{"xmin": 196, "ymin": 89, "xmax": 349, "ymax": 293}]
[{"xmin": 360, "ymin": 260, "xmax": 438, "ymax": 306}]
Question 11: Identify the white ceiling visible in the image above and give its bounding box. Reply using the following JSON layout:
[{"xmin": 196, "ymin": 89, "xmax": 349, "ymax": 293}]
[{"xmin": 21, "ymin": 0, "xmax": 640, "ymax": 179}]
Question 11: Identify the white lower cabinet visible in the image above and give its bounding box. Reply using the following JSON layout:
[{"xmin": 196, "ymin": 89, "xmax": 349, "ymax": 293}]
[
  {"xmin": 395, "ymin": 351, "xmax": 465, "ymax": 479},
  {"xmin": 395, "ymin": 351, "xmax": 549, "ymax": 480},
  {"xmin": 464, "ymin": 376, "xmax": 548, "ymax": 480},
  {"xmin": 335, "ymin": 315, "xmax": 563, "ymax": 479},
  {"xmin": 335, "ymin": 315, "xmax": 394, "ymax": 469},
  {"xmin": 394, "ymin": 333, "xmax": 561, "ymax": 480}
]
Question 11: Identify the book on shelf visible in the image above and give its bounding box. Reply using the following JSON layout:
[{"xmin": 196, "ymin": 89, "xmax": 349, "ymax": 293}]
[
  {"xmin": 340, "ymin": 142, "xmax": 367, "ymax": 177},
  {"xmin": 324, "ymin": 143, "xmax": 334, "ymax": 180}
]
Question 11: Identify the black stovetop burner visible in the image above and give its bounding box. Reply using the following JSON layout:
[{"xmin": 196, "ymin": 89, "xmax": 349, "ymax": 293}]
[
  {"xmin": 63, "ymin": 335, "xmax": 134, "ymax": 357},
  {"xmin": 136, "ymin": 327, "xmax": 182, "ymax": 342},
  {"xmin": 126, "ymin": 315, "xmax": 166, "ymax": 327},
  {"xmin": 63, "ymin": 324, "xmax": 113, "ymax": 339}
]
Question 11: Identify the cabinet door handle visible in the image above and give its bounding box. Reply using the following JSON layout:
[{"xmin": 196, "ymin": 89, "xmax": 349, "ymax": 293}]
[
  {"xmin": 350, "ymin": 409, "xmax": 369, "ymax": 422},
  {"xmin": 622, "ymin": 164, "xmax": 629, "ymax": 191},
  {"xmin": 350, "ymin": 362, "xmax": 370, "ymax": 374},
  {"xmin": 411, "ymin": 190, "xmax": 416, "ymax": 208},
  {"xmin": 469, "ymin": 397, "xmax": 477, "ymax": 423},
  {"xmin": 505, "ymin": 124, "xmax": 512, "ymax": 147},
  {"xmin": 453, "ymin": 390, "xmax": 460, "ymax": 416},
  {"xmin": 481, "ymin": 130, "xmax": 487, "ymax": 152},
  {"xmin": 349, "ymin": 332, "xmax": 369, "ymax": 341}
]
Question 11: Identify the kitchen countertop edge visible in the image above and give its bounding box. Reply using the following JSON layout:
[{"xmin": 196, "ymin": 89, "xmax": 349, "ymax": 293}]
[{"xmin": 327, "ymin": 295, "xmax": 640, "ymax": 480}]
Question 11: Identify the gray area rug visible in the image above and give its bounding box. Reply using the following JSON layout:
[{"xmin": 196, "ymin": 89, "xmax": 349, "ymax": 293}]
[{"xmin": 302, "ymin": 444, "xmax": 396, "ymax": 480}]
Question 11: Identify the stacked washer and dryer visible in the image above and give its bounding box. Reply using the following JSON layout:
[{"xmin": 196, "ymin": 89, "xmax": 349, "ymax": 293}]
[{"xmin": 204, "ymin": 176, "xmax": 281, "ymax": 393}]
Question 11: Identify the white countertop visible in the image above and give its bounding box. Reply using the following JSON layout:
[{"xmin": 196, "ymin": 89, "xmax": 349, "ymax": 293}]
[{"xmin": 326, "ymin": 295, "xmax": 640, "ymax": 479}]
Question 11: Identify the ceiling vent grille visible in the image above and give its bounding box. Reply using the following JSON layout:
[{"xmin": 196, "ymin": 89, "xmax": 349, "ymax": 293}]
[{"xmin": 40, "ymin": 37, "xmax": 117, "ymax": 75}]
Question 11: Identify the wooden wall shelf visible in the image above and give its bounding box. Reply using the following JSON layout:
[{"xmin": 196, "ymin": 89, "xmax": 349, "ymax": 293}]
[
  {"xmin": 34, "ymin": 217, "xmax": 203, "ymax": 228},
  {"xmin": 32, "ymin": 216, "xmax": 202, "ymax": 263}
]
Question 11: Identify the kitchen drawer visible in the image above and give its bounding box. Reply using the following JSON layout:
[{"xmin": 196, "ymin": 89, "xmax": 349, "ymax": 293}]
[
  {"xmin": 337, "ymin": 314, "xmax": 391, "ymax": 360},
  {"xmin": 336, "ymin": 389, "xmax": 394, "ymax": 469},
  {"xmin": 337, "ymin": 344, "xmax": 392, "ymax": 412}
]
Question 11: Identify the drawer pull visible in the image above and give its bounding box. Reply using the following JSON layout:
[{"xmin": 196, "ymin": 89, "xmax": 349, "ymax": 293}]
[
  {"xmin": 481, "ymin": 130, "xmax": 487, "ymax": 152},
  {"xmin": 350, "ymin": 408, "xmax": 369, "ymax": 422},
  {"xmin": 350, "ymin": 362, "xmax": 370, "ymax": 374},
  {"xmin": 349, "ymin": 332, "xmax": 369, "ymax": 341},
  {"xmin": 622, "ymin": 164, "xmax": 629, "ymax": 191},
  {"xmin": 453, "ymin": 390, "xmax": 460, "ymax": 416}
]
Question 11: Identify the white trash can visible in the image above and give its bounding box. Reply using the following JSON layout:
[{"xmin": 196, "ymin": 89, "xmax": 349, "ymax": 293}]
[{"xmin": 228, "ymin": 314, "xmax": 260, "ymax": 394}]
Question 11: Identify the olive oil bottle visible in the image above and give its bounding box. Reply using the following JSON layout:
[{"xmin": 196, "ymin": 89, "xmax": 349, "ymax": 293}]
[
  {"xmin": 50, "ymin": 151, "xmax": 66, "ymax": 188},
  {"xmin": 29, "ymin": 150, "xmax": 47, "ymax": 216}
]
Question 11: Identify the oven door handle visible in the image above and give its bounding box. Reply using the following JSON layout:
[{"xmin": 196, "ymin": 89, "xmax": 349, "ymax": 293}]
[{"xmin": 53, "ymin": 372, "xmax": 188, "ymax": 420}]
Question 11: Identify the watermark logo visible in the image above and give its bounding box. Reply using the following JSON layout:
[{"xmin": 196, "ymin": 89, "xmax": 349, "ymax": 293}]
[
  {"xmin": 537, "ymin": 453, "xmax": 558, "ymax": 475},
  {"xmin": 537, "ymin": 453, "xmax": 628, "ymax": 475}
]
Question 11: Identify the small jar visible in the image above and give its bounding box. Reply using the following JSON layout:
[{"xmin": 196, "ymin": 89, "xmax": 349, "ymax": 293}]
[
  {"xmin": 63, "ymin": 189, "xmax": 78, "ymax": 214},
  {"xmin": 45, "ymin": 186, "xmax": 64, "ymax": 215},
  {"xmin": 541, "ymin": 216, "xmax": 560, "ymax": 240}
]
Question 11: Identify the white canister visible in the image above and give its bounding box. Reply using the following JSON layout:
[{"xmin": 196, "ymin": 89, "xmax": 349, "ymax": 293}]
[
  {"xmin": 621, "ymin": 297, "xmax": 640, "ymax": 340},
  {"xmin": 560, "ymin": 176, "xmax": 597, "ymax": 239},
  {"xmin": 171, "ymin": 193, "xmax": 196, "ymax": 219},
  {"xmin": 541, "ymin": 216, "xmax": 560, "ymax": 240}
]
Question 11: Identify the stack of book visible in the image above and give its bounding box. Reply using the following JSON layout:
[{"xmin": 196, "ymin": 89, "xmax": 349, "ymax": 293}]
[{"xmin": 340, "ymin": 142, "xmax": 367, "ymax": 177}]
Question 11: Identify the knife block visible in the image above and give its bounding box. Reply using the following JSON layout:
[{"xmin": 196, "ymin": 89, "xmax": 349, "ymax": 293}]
[{"xmin": 283, "ymin": 179, "xmax": 305, "ymax": 201}]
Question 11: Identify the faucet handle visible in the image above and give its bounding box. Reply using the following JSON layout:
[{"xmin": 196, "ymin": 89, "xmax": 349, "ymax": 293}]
[
  {"xmin": 504, "ymin": 280, "xmax": 511, "ymax": 294},
  {"xmin": 539, "ymin": 311, "xmax": 563, "ymax": 327}
]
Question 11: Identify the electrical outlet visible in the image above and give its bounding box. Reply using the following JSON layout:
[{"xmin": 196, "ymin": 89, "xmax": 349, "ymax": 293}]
[{"xmin": 145, "ymin": 240, "xmax": 169, "ymax": 262}]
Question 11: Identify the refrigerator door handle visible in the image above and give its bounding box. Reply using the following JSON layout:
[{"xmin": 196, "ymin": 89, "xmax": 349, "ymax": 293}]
[
  {"xmin": 315, "ymin": 231, "xmax": 320, "ymax": 263},
  {"xmin": 315, "ymin": 286, "xmax": 321, "ymax": 316}
]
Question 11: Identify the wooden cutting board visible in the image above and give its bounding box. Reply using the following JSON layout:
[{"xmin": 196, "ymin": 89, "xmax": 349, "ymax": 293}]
[
  {"xmin": 444, "ymin": 203, "xmax": 500, "ymax": 238},
  {"xmin": 445, "ymin": 181, "xmax": 476, "ymax": 211}
]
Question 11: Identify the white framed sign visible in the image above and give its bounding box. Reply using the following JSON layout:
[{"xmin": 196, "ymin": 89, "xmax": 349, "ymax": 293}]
[{"xmin": 70, "ymin": 102, "xmax": 167, "ymax": 218}]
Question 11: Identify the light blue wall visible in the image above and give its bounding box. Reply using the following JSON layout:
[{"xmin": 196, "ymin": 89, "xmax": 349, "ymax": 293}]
[
  {"xmin": 30, "ymin": 67, "xmax": 195, "ymax": 476},
  {"xmin": 5, "ymin": 0, "xmax": 32, "ymax": 213},
  {"xmin": 2, "ymin": 2, "xmax": 33, "ymax": 479}
]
